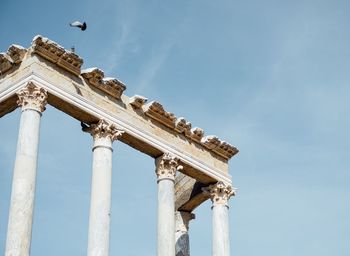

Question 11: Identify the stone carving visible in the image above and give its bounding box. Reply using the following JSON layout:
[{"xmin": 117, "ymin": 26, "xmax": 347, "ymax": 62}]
[
  {"xmin": 57, "ymin": 51, "xmax": 83, "ymax": 76},
  {"xmin": 81, "ymin": 68, "xmax": 126, "ymax": 100},
  {"xmin": 141, "ymin": 101, "xmax": 237, "ymax": 159},
  {"xmin": 202, "ymin": 181, "xmax": 236, "ymax": 207},
  {"xmin": 155, "ymin": 152, "xmax": 183, "ymax": 181},
  {"xmin": 144, "ymin": 101, "xmax": 177, "ymax": 129},
  {"xmin": 0, "ymin": 53, "xmax": 13, "ymax": 74},
  {"xmin": 17, "ymin": 82, "xmax": 48, "ymax": 112},
  {"xmin": 213, "ymin": 141, "xmax": 238, "ymax": 159},
  {"xmin": 201, "ymin": 136, "xmax": 238, "ymax": 159},
  {"xmin": 103, "ymin": 77, "xmax": 126, "ymax": 99},
  {"xmin": 83, "ymin": 119, "xmax": 124, "ymax": 141},
  {"xmin": 189, "ymin": 127, "xmax": 204, "ymax": 142},
  {"xmin": 81, "ymin": 68, "xmax": 104, "ymax": 86},
  {"xmin": 7, "ymin": 45, "xmax": 27, "ymax": 64},
  {"xmin": 175, "ymin": 117, "xmax": 191, "ymax": 136},
  {"xmin": 31, "ymin": 35, "xmax": 83, "ymax": 75},
  {"xmin": 129, "ymin": 95, "xmax": 148, "ymax": 109},
  {"xmin": 201, "ymin": 135, "xmax": 221, "ymax": 149}
]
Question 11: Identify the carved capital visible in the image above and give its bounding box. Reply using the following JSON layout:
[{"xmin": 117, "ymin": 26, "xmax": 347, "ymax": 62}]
[
  {"xmin": 155, "ymin": 153, "xmax": 182, "ymax": 181},
  {"xmin": 83, "ymin": 119, "xmax": 124, "ymax": 141},
  {"xmin": 17, "ymin": 83, "xmax": 48, "ymax": 112},
  {"xmin": 202, "ymin": 181, "xmax": 236, "ymax": 207}
]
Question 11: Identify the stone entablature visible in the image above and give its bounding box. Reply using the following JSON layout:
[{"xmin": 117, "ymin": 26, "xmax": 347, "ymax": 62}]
[
  {"xmin": 1, "ymin": 35, "xmax": 238, "ymax": 160},
  {"xmin": 81, "ymin": 68, "xmax": 126, "ymax": 100},
  {"xmin": 31, "ymin": 35, "xmax": 83, "ymax": 76},
  {"xmin": 0, "ymin": 35, "xmax": 238, "ymax": 185},
  {"xmin": 1, "ymin": 35, "xmax": 238, "ymax": 256},
  {"xmin": 0, "ymin": 45, "xmax": 27, "ymax": 75}
]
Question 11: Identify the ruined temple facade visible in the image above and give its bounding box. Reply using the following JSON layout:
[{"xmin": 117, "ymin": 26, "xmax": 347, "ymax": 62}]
[{"xmin": 0, "ymin": 36, "xmax": 238, "ymax": 256}]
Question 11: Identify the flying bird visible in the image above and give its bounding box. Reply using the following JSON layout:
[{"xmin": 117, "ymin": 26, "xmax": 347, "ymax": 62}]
[{"xmin": 69, "ymin": 21, "xmax": 87, "ymax": 31}]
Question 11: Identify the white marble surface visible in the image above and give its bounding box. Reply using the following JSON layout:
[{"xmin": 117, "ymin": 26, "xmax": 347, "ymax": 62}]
[
  {"xmin": 5, "ymin": 109, "xmax": 42, "ymax": 256},
  {"xmin": 158, "ymin": 179, "xmax": 175, "ymax": 256},
  {"xmin": 87, "ymin": 137, "xmax": 113, "ymax": 256},
  {"xmin": 212, "ymin": 205, "xmax": 230, "ymax": 256}
]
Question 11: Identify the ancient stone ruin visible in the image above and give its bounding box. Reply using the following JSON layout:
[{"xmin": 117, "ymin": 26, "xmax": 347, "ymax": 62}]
[{"xmin": 0, "ymin": 36, "xmax": 238, "ymax": 256}]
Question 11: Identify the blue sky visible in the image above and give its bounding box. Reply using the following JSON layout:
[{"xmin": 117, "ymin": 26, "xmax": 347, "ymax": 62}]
[{"xmin": 1, "ymin": 0, "xmax": 350, "ymax": 255}]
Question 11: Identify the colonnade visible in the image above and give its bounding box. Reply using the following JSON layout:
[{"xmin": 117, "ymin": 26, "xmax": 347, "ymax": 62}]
[{"xmin": 4, "ymin": 83, "xmax": 235, "ymax": 256}]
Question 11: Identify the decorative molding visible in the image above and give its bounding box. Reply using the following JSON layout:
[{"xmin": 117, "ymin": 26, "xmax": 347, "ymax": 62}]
[
  {"xmin": 189, "ymin": 127, "xmax": 204, "ymax": 142},
  {"xmin": 83, "ymin": 119, "xmax": 124, "ymax": 141},
  {"xmin": 175, "ymin": 117, "xmax": 191, "ymax": 136},
  {"xmin": 7, "ymin": 45, "xmax": 27, "ymax": 64},
  {"xmin": 175, "ymin": 211, "xmax": 195, "ymax": 232},
  {"xmin": 81, "ymin": 68, "xmax": 104, "ymax": 86},
  {"xmin": 144, "ymin": 101, "xmax": 176, "ymax": 129},
  {"xmin": 1, "ymin": 36, "xmax": 238, "ymax": 161},
  {"xmin": 16, "ymin": 82, "xmax": 48, "ymax": 112},
  {"xmin": 81, "ymin": 68, "xmax": 126, "ymax": 100},
  {"xmin": 155, "ymin": 152, "xmax": 183, "ymax": 181},
  {"xmin": 202, "ymin": 181, "xmax": 236, "ymax": 207},
  {"xmin": 201, "ymin": 135, "xmax": 221, "ymax": 149},
  {"xmin": 31, "ymin": 35, "xmax": 83, "ymax": 75},
  {"xmin": 0, "ymin": 53, "xmax": 13, "ymax": 74},
  {"xmin": 129, "ymin": 95, "xmax": 148, "ymax": 109},
  {"xmin": 213, "ymin": 140, "xmax": 238, "ymax": 159},
  {"xmin": 103, "ymin": 77, "xmax": 126, "ymax": 99},
  {"xmin": 0, "ymin": 73, "xmax": 233, "ymax": 184}
]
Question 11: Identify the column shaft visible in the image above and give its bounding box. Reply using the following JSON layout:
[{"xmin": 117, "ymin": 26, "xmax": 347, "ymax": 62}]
[
  {"xmin": 5, "ymin": 84, "xmax": 46, "ymax": 256},
  {"xmin": 156, "ymin": 153, "xmax": 181, "ymax": 256},
  {"xmin": 212, "ymin": 205, "xmax": 230, "ymax": 256},
  {"xmin": 203, "ymin": 181, "xmax": 235, "ymax": 256},
  {"xmin": 158, "ymin": 179, "xmax": 175, "ymax": 256},
  {"xmin": 85, "ymin": 119, "xmax": 123, "ymax": 256},
  {"xmin": 175, "ymin": 211, "xmax": 194, "ymax": 256},
  {"xmin": 87, "ymin": 137, "xmax": 113, "ymax": 256}
]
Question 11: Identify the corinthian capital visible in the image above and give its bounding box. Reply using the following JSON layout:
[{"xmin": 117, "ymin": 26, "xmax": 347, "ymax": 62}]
[
  {"xmin": 83, "ymin": 119, "xmax": 124, "ymax": 141},
  {"xmin": 17, "ymin": 82, "xmax": 48, "ymax": 112},
  {"xmin": 155, "ymin": 153, "xmax": 183, "ymax": 181},
  {"xmin": 202, "ymin": 181, "xmax": 236, "ymax": 207}
]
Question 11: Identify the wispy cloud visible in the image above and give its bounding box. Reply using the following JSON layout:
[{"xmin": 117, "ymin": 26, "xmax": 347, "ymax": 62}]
[
  {"xmin": 134, "ymin": 39, "xmax": 174, "ymax": 93},
  {"xmin": 134, "ymin": 16, "xmax": 189, "ymax": 94}
]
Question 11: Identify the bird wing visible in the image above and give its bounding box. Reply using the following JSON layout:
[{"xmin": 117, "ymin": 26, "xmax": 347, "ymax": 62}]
[{"xmin": 70, "ymin": 21, "xmax": 83, "ymax": 27}]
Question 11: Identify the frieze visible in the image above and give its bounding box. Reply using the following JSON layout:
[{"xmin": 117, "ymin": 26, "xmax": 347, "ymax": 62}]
[
  {"xmin": 144, "ymin": 101, "xmax": 176, "ymax": 129},
  {"xmin": 81, "ymin": 68, "xmax": 126, "ymax": 100},
  {"xmin": 7, "ymin": 45, "xmax": 27, "ymax": 64},
  {"xmin": 0, "ymin": 35, "xmax": 238, "ymax": 161},
  {"xmin": 189, "ymin": 127, "xmax": 204, "ymax": 142},
  {"xmin": 129, "ymin": 95, "xmax": 148, "ymax": 109},
  {"xmin": 103, "ymin": 77, "xmax": 126, "ymax": 100},
  {"xmin": 31, "ymin": 35, "xmax": 83, "ymax": 75},
  {"xmin": 213, "ymin": 140, "xmax": 238, "ymax": 159},
  {"xmin": 201, "ymin": 135, "xmax": 221, "ymax": 149},
  {"xmin": 175, "ymin": 117, "xmax": 191, "ymax": 136},
  {"xmin": 0, "ymin": 53, "xmax": 13, "ymax": 74}
]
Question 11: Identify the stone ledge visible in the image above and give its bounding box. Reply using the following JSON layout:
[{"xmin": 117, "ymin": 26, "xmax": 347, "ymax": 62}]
[{"xmin": 31, "ymin": 35, "xmax": 83, "ymax": 76}]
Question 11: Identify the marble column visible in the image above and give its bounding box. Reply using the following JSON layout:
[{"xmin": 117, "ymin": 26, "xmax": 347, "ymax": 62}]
[
  {"xmin": 175, "ymin": 211, "xmax": 195, "ymax": 256},
  {"xmin": 155, "ymin": 153, "xmax": 182, "ymax": 256},
  {"xmin": 203, "ymin": 181, "xmax": 236, "ymax": 256},
  {"xmin": 84, "ymin": 120, "xmax": 124, "ymax": 256},
  {"xmin": 5, "ymin": 83, "xmax": 48, "ymax": 256}
]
